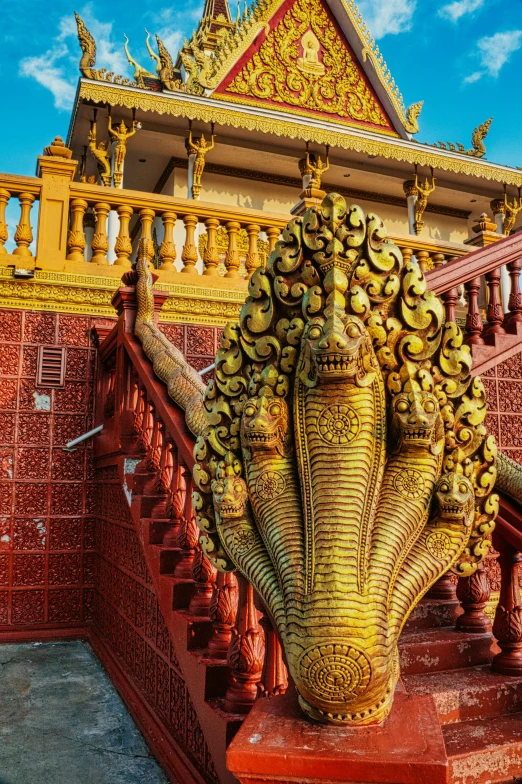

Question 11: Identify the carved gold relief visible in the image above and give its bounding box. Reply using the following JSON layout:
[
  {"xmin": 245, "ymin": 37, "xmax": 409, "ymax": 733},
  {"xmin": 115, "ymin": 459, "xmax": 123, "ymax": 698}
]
[
  {"xmin": 198, "ymin": 227, "xmax": 268, "ymax": 277},
  {"xmin": 193, "ymin": 193, "xmax": 497, "ymax": 726},
  {"xmin": 223, "ymin": 0, "xmax": 390, "ymax": 130}
]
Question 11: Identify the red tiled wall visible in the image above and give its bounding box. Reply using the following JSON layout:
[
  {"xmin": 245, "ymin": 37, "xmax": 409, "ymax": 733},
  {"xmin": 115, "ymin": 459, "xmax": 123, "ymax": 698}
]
[
  {"xmin": 93, "ymin": 468, "xmax": 218, "ymax": 783},
  {"xmin": 0, "ymin": 309, "xmax": 98, "ymax": 629},
  {"xmin": 483, "ymin": 351, "xmax": 522, "ymax": 464}
]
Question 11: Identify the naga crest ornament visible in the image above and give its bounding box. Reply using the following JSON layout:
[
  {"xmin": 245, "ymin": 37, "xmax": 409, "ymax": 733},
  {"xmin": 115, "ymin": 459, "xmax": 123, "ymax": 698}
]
[{"xmin": 192, "ymin": 194, "xmax": 498, "ymax": 726}]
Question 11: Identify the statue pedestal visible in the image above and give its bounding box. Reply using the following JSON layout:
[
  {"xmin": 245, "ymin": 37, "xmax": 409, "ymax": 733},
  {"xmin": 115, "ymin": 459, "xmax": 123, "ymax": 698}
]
[
  {"xmin": 227, "ymin": 688, "xmax": 448, "ymax": 784},
  {"xmin": 291, "ymin": 187, "xmax": 326, "ymax": 216}
]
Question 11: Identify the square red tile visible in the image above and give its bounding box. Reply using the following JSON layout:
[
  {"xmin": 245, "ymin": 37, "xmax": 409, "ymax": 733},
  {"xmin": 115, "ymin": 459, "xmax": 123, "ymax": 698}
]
[
  {"xmin": 58, "ymin": 316, "xmax": 90, "ymax": 347},
  {"xmin": 0, "ymin": 414, "xmax": 16, "ymax": 445},
  {"xmin": 54, "ymin": 384, "xmax": 87, "ymax": 413},
  {"xmin": 186, "ymin": 325, "xmax": 214, "ymax": 355},
  {"xmin": 0, "ymin": 379, "xmax": 17, "ymax": 411},
  {"xmin": 17, "ymin": 414, "xmax": 51, "ymax": 445},
  {"xmin": 0, "ymin": 448, "xmax": 14, "ymax": 481},
  {"xmin": 16, "ymin": 448, "xmax": 50, "ymax": 480},
  {"xmin": 11, "ymin": 589, "xmax": 45, "ymax": 624},
  {"xmin": 50, "ymin": 484, "xmax": 83, "ymax": 516},
  {"xmin": 24, "ymin": 312, "xmax": 56, "ymax": 344},
  {"xmin": 65, "ymin": 349, "xmax": 89, "ymax": 380},
  {"xmin": 0, "ymin": 555, "xmax": 8, "ymax": 585},
  {"xmin": 48, "ymin": 589, "xmax": 82, "ymax": 622},
  {"xmin": 51, "ymin": 448, "xmax": 85, "ymax": 481},
  {"xmin": 83, "ymin": 517, "xmax": 96, "ymax": 550},
  {"xmin": 12, "ymin": 554, "xmax": 45, "ymax": 586},
  {"xmin": 49, "ymin": 518, "xmax": 82, "ymax": 550},
  {"xmin": 0, "ymin": 485, "xmax": 13, "ymax": 516},
  {"xmin": 21, "ymin": 346, "xmax": 38, "ymax": 377},
  {"xmin": 0, "ymin": 518, "xmax": 12, "ymax": 551},
  {"xmin": 0, "ymin": 591, "xmax": 7, "ymax": 624},
  {"xmin": 19, "ymin": 380, "xmax": 52, "ymax": 412},
  {"xmin": 48, "ymin": 553, "xmax": 81, "ymax": 585},
  {"xmin": 0, "ymin": 311, "xmax": 22, "ymax": 343},
  {"xmin": 13, "ymin": 518, "xmax": 47, "ymax": 550},
  {"xmin": 52, "ymin": 415, "xmax": 86, "ymax": 446},
  {"xmin": 14, "ymin": 483, "xmax": 48, "ymax": 516},
  {"xmin": 0, "ymin": 345, "xmax": 20, "ymax": 376}
]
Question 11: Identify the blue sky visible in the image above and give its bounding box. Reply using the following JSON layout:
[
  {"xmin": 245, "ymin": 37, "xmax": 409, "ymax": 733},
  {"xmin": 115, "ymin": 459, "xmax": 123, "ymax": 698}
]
[{"xmin": 1, "ymin": 0, "xmax": 522, "ymax": 176}]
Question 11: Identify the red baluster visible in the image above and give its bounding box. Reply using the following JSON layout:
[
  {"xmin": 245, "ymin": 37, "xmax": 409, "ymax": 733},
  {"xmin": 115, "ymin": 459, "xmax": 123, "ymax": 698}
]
[
  {"xmin": 146, "ymin": 415, "xmax": 162, "ymax": 472},
  {"xmin": 165, "ymin": 458, "xmax": 184, "ymax": 546},
  {"xmin": 492, "ymin": 534, "xmax": 522, "ymax": 675},
  {"xmin": 442, "ymin": 287, "xmax": 459, "ymax": 324},
  {"xmin": 189, "ymin": 545, "xmax": 217, "ymax": 616},
  {"xmin": 133, "ymin": 384, "xmax": 146, "ymax": 437},
  {"xmin": 464, "ymin": 277, "xmax": 484, "ymax": 345},
  {"xmin": 506, "ymin": 256, "xmax": 522, "ymax": 326},
  {"xmin": 173, "ymin": 467, "xmax": 198, "ymax": 579},
  {"xmin": 208, "ymin": 572, "xmax": 238, "ymax": 659},
  {"xmin": 456, "ymin": 562, "xmax": 492, "ymax": 634},
  {"xmin": 427, "ymin": 573, "xmax": 457, "ymax": 601},
  {"xmin": 225, "ymin": 577, "xmax": 265, "ymax": 713},
  {"xmin": 484, "ymin": 266, "xmax": 505, "ymax": 335},
  {"xmin": 259, "ymin": 614, "xmax": 288, "ymax": 697}
]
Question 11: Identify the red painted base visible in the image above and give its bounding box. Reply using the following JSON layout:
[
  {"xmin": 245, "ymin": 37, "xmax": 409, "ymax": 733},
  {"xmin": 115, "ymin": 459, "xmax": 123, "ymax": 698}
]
[{"xmin": 227, "ymin": 687, "xmax": 448, "ymax": 784}]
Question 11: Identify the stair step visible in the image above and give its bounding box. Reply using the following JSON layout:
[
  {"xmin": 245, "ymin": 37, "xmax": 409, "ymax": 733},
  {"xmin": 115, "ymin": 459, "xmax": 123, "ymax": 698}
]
[
  {"xmin": 403, "ymin": 665, "xmax": 522, "ymax": 724},
  {"xmin": 399, "ymin": 628, "xmax": 495, "ymax": 675},
  {"xmin": 444, "ymin": 712, "xmax": 522, "ymax": 784},
  {"xmin": 405, "ymin": 598, "xmax": 462, "ymax": 631}
]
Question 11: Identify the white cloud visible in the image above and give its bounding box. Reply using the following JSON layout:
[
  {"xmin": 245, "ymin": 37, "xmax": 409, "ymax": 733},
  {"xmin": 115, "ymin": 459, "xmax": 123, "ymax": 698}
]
[
  {"xmin": 356, "ymin": 0, "xmax": 417, "ymax": 39},
  {"xmin": 439, "ymin": 0, "xmax": 485, "ymax": 22},
  {"xmin": 464, "ymin": 29, "xmax": 522, "ymax": 82},
  {"xmin": 19, "ymin": 44, "xmax": 76, "ymax": 111}
]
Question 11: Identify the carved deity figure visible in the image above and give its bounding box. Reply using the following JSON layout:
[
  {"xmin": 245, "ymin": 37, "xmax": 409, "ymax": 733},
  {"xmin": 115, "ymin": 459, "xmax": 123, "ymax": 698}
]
[
  {"xmin": 503, "ymin": 189, "xmax": 522, "ymax": 236},
  {"xmin": 405, "ymin": 170, "xmax": 436, "ymax": 235},
  {"xmin": 186, "ymin": 128, "xmax": 215, "ymax": 199},
  {"xmin": 299, "ymin": 148, "xmax": 330, "ymax": 193},
  {"xmin": 108, "ymin": 115, "xmax": 139, "ymax": 188},
  {"xmin": 87, "ymin": 124, "xmax": 111, "ymax": 187},
  {"xmin": 297, "ymin": 29, "xmax": 325, "ymax": 75}
]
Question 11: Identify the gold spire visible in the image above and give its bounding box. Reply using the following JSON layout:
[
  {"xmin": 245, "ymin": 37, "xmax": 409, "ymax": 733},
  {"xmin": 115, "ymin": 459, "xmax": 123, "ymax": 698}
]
[{"xmin": 198, "ymin": 0, "xmax": 234, "ymax": 49}]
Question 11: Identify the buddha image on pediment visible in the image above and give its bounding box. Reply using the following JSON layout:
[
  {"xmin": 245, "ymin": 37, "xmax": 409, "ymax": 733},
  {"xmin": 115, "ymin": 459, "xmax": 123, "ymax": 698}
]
[{"xmin": 297, "ymin": 29, "xmax": 325, "ymax": 76}]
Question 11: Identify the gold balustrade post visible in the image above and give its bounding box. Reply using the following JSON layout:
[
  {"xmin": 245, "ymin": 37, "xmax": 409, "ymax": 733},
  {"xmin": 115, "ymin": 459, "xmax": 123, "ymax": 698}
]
[
  {"xmin": 415, "ymin": 249, "xmax": 430, "ymax": 274},
  {"xmin": 181, "ymin": 214, "xmax": 199, "ymax": 274},
  {"xmin": 225, "ymin": 220, "xmax": 241, "ymax": 278},
  {"xmin": 36, "ymin": 137, "xmax": 77, "ymax": 269},
  {"xmin": 400, "ymin": 246, "xmax": 413, "ymax": 267},
  {"xmin": 159, "ymin": 210, "xmax": 177, "ymax": 271},
  {"xmin": 66, "ymin": 198, "xmax": 88, "ymax": 262},
  {"xmin": 139, "ymin": 207, "xmax": 156, "ymax": 267},
  {"xmin": 432, "ymin": 252, "xmax": 445, "ymax": 268},
  {"xmin": 0, "ymin": 189, "xmax": 10, "ymax": 255},
  {"xmin": 266, "ymin": 226, "xmax": 280, "ymax": 256},
  {"xmin": 245, "ymin": 223, "xmax": 261, "ymax": 278},
  {"xmin": 114, "ymin": 204, "xmax": 133, "ymax": 268},
  {"xmin": 13, "ymin": 193, "xmax": 35, "ymax": 257},
  {"xmin": 203, "ymin": 217, "xmax": 220, "ymax": 276},
  {"xmin": 91, "ymin": 202, "xmax": 110, "ymax": 265}
]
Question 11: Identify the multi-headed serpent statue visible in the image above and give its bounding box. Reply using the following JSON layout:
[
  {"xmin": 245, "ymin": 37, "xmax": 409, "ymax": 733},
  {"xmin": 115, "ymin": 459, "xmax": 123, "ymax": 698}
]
[{"xmin": 134, "ymin": 194, "xmax": 522, "ymax": 727}]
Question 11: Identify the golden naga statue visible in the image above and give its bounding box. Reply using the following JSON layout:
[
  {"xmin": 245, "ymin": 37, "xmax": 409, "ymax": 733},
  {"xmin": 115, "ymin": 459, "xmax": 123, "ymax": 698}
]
[{"xmin": 191, "ymin": 193, "xmax": 498, "ymax": 726}]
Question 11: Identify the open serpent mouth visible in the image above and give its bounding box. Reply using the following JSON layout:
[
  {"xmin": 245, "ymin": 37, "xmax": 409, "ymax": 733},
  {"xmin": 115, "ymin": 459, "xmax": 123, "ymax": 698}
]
[
  {"xmin": 314, "ymin": 352, "xmax": 359, "ymax": 375},
  {"xmin": 219, "ymin": 503, "xmax": 244, "ymax": 517},
  {"xmin": 403, "ymin": 427, "xmax": 431, "ymax": 441},
  {"xmin": 245, "ymin": 431, "xmax": 276, "ymax": 445},
  {"xmin": 440, "ymin": 503, "xmax": 465, "ymax": 517}
]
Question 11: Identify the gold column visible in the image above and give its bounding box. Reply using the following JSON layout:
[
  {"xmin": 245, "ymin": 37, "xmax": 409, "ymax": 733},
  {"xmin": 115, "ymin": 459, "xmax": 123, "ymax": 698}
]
[
  {"xmin": 266, "ymin": 226, "xmax": 280, "ymax": 255},
  {"xmin": 66, "ymin": 198, "xmax": 88, "ymax": 262},
  {"xmin": 181, "ymin": 214, "xmax": 199, "ymax": 274},
  {"xmin": 432, "ymin": 252, "xmax": 445, "ymax": 268},
  {"xmin": 35, "ymin": 138, "xmax": 77, "ymax": 269},
  {"xmin": 203, "ymin": 217, "xmax": 220, "ymax": 276},
  {"xmin": 159, "ymin": 210, "xmax": 177, "ymax": 271},
  {"xmin": 0, "ymin": 189, "xmax": 10, "ymax": 255},
  {"xmin": 139, "ymin": 207, "xmax": 155, "ymax": 265},
  {"xmin": 415, "ymin": 249, "xmax": 430, "ymax": 274},
  {"xmin": 114, "ymin": 204, "xmax": 133, "ymax": 268},
  {"xmin": 13, "ymin": 193, "xmax": 35, "ymax": 257},
  {"xmin": 245, "ymin": 223, "xmax": 261, "ymax": 278},
  {"xmin": 225, "ymin": 220, "xmax": 241, "ymax": 278},
  {"xmin": 400, "ymin": 246, "xmax": 413, "ymax": 267},
  {"xmin": 91, "ymin": 202, "xmax": 110, "ymax": 264}
]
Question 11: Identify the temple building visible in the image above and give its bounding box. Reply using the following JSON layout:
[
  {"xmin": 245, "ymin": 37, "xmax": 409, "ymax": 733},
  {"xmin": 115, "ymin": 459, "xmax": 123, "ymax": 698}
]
[{"xmin": 1, "ymin": 0, "xmax": 522, "ymax": 782}]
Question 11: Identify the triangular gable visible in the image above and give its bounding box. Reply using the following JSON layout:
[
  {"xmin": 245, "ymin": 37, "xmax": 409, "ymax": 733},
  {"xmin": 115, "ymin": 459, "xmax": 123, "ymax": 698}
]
[{"xmin": 213, "ymin": 0, "xmax": 400, "ymax": 136}]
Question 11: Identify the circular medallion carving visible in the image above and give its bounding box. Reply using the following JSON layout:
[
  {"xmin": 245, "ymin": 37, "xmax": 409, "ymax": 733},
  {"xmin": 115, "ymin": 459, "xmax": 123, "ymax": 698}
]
[
  {"xmin": 317, "ymin": 404, "xmax": 360, "ymax": 445},
  {"xmin": 256, "ymin": 470, "xmax": 286, "ymax": 501},
  {"xmin": 393, "ymin": 468, "xmax": 425, "ymax": 500},
  {"xmin": 426, "ymin": 531, "xmax": 451, "ymax": 560},
  {"xmin": 230, "ymin": 527, "xmax": 257, "ymax": 557},
  {"xmin": 299, "ymin": 642, "xmax": 371, "ymax": 703}
]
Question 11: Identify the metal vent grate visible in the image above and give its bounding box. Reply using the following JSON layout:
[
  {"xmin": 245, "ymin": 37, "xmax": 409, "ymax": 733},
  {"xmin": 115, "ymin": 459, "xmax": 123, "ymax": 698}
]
[{"xmin": 36, "ymin": 346, "xmax": 66, "ymax": 387}]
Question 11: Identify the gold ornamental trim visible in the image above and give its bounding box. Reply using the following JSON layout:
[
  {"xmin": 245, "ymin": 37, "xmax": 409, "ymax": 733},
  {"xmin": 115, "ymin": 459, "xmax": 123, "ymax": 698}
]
[
  {"xmin": 78, "ymin": 82, "xmax": 522, "ymax": 187},
  {"xmin": 0, "ymin": 265, "xmax": 244, "ymax": 326}
]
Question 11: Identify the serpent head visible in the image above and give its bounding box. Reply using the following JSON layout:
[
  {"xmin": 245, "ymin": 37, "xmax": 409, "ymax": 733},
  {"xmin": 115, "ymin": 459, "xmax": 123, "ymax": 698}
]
[
  {"xmin": 240, "ymin": 395, "xmax": 289, "ymax": 454},
  {"xmin": 212, "ymin": 471, "xmax": 248, "ymax": 522},
  {"xmin": 435, "ymin": 472, "xmax": 474, "ymax": 523},
  {"xmin": 391, "ymin": 390, "xmax": 442, "ymax": 451}
]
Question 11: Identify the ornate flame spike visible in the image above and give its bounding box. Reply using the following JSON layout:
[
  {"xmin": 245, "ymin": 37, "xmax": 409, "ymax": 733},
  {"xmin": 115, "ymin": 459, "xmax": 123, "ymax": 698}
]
[{"xmin": 195, "ymin": 193, "xmax": 497, "ymax": 727}]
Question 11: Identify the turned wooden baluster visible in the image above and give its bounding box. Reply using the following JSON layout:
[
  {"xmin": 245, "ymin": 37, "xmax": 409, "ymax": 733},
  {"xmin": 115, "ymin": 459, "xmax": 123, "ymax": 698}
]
[
  {"xmin": 225, "ymin": 220, "xmax": 241, "ymax": 278},
  {"xmin": 13, "ymin": 192, "xmax": 35, "ymax": 257},
  {"xmin": 203, "ymin": 217, "xmax": 220, "ymax": 276},
  {"xmin": 139, "ymin": 207, "xmax": 155, "ymax": 265},
  {"xmin": 165, "ymin": 455, "xmax": 184, "ymax": 547},
  {"xmin": 0, "ymin": 189, "xmax": 10, "ymax": 255},
  {"xmin": 189, "ymin": 543, "xmax": 217, "ymax": 616},
  {"xmin": 208, "ymin": 572, "xmax": 238, "ymax": 659},
  {"xmin": 137, "ymin": 397, "xmax": 154, "ymax": 454},
  {"xmin": 492, "ymin": 533, "xmax": 522, "ymax": 675},
  {"xmin": 427, "ymin": 574, "xmax": 457, "ymax": 601},
  {"xmin": 505, "ymin": 256, "xmax": 522, "ymax": 326},
  {"xmin": 265, "ymin": 226, "xmax": 280, "ymax": 258},
  {"xmin": 156, "ymin": 434, "xmax": 174, "ymax": 495},
  {"xmin": 225, "ymin": 576, "xmax": 265, "ymax": 713},
  {"xmin": 259, "ymin": 614, "xmax": 288, "ymax": 697},
  {"xmin": 66, "ymin": 198, "xmax": 88, "ymax": 262},
  {"xmin": 442, "ymin": 287, "xmax": 459, "ymax": 324},
  {"xmin": 91, "ymin": 202, "xmax": 110, "ymax": 264},
  {"xmin": 415, "ymin": 249, "xmax": 430, "ymax": 273},
  {"xmin": 456, "ymin": 561, "xmax": 492, "ymax": 634},
  {"xmin": 400, "ymin": 246, "xmax": 413, "ymax": 267},
  {"xmin": 114, "ymin": 204, "xmax": 133, "ymax": 268},
  {"xmin": 245, "ymin": 223, "xmax": 261, "ymax": 278},
  {"xmin": 174, "ymin": 467, "xmax": 198, "ymax": 579},
  {"xmin": 159, "ymin": 210, "xmax": 177, "ymax": 271},
  {"xmin": 181, "ymin": 214, "xmax": 199, "ymax": 274},
  {"xmin": 146, "ymin": 414, "xmax": 163, "ymax": 472},
  {"xmin": 132, "ymin": 384, "xmax": 146, "ymax": 438},
  {"xmin": 484, "ymin": 266, "xmax": 505, "ymax": 335},
  {"xmin": 464, "ymin": 277, "xmax": 484, "ymax": 345},
  {"xmin": 432, "ymin": 252, "xmax": 445, "ymax": 268}
]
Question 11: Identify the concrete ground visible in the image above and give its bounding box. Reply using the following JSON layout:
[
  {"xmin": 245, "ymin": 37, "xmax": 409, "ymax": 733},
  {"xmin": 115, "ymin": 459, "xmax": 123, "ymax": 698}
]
[{"xmin": 0, "ymin": 640, "xmax": 169, "ymax": 784}]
